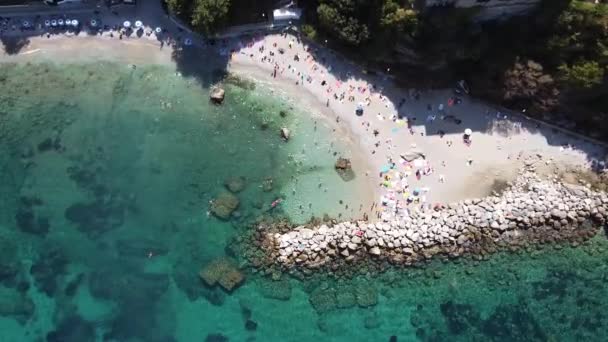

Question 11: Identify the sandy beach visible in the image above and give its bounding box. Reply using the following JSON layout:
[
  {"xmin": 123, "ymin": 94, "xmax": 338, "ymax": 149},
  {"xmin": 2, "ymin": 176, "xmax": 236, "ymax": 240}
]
[
  {"xmin": 2, "ymin": 7, "xmax": 606, "ymax": 223},
  {"xmin": 227, "ymin": 33, "xmax": 606, "ymax": 219}
]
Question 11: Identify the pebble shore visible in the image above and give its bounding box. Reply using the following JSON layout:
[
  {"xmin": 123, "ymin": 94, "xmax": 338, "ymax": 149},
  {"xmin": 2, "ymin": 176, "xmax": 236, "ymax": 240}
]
[{"xmin": 267, "ymin": 170, "xmax": 608, "ymax": 269}]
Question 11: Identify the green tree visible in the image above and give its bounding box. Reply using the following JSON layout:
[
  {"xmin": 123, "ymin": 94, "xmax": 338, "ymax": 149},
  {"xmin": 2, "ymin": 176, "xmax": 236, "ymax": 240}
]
[
  {"xmin": 380, "ymin": 0, "xmax": 418, "ymax": 36},
  {"xmin": 558, "ymin": 60, "xmax": 605, "ymax": 89},
  {"xmin": 165, "ymin": 0, "xmax": 191, "ymax": 16},
  {"xmin": 191, "ymin": 0, "xmax": 231, "ymax": 34},
  {"xmin": 317, "ymin": 0, "xmax": 370, "ymax": 46}
]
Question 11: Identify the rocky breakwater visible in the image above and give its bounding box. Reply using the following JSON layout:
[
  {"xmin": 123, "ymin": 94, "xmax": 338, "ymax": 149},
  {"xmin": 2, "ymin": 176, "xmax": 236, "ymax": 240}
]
[{"xmin": 269, "ymin": 172, "xmax": 608, "ymax": 270}]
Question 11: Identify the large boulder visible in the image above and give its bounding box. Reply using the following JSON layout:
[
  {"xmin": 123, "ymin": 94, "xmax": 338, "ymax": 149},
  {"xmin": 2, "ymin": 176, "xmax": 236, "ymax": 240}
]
[
  {"xmin": 335, "ymin": 157, "xmax": 352, "ymax": 170},
  {"xmin": 224, "ymin": 176, "xmax": 246, "ymax": 193},
  {"xmin": 280, "ymin": 128, "xmax": 290, "ymax": 141},
  {"xmin": 335, "ymin": 157, "xmax": 355, "ymax": 181},
  {"xmin": 210, "ymin": 87, "xmax": 225, "ymax": 104},
  {"xmin": 210, "ymin": 192, "xmax": 240, "ymax": 220},
  {"xmin": 256, "ymin": 277, "xmax": 291, "ymax": 301},
  {"xmin": 199, "ymin": 257, "xmax": 245, "ymax": 292}
]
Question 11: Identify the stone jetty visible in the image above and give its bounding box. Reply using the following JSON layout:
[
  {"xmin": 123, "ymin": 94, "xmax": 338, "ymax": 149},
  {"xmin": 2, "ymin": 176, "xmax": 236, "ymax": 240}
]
[{"xmin": 267, "ymin": 172, "xmax": 608, "ymax": 269}]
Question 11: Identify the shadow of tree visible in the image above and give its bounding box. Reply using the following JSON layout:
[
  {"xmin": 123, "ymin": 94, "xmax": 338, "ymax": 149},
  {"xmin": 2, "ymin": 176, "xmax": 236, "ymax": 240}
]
[{"xmin": 1, "ymin": 36, "xmax": 31, "ymax": 55}]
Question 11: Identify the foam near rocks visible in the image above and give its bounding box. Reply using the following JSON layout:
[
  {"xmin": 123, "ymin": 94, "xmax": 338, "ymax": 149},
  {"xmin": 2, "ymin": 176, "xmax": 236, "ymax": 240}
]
[{"xmin": 266, "ymin": 171, "xmax": 608, "ymax": 269}]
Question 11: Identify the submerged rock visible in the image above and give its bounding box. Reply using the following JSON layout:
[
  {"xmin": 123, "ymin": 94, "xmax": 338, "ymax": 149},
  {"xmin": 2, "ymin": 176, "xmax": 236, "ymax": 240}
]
[
  {"xmin": 256, "ymin": 277, "xmax": 292, "ymax": 301},
  {"xmin": 210, "ymin": 192, "xmax": 240, "ymax": 220},
  {"xmin": 262, "ymin": 177, "xmax": 274, "ymax": 192},
  {"xmin": 224, "ymin": 176, "xmax": 246, "ymax": 193},
  {"xmin": 15, "ymin": 207, "xmax": 50, "ymax": 236},
  {"xmin": 205, "ymin": 333, "xmax": 229, "ymax": 342},
  {"xmin": 0, "ymin": 287, "xmax": 35, "ymax": 324},
  {"xmin": 334, "ymin": 157, "xmax": 355, "ymax": 181},
  {"xmin": 309, "ymin": 288, "xmax": 337, "ymax": 313},
  {"xmin": 46, "ymin": 314, "xmax": 95, "ymax": 342},
  {"xmin": 210, "ymin": 87, "xmax": 225, "ymax": 104},
  {"xmin": 199, "ymin": 257, "xmax": 245, "ymax": 292},
  {"xmin": 64, "ymin": 200, "xmax": 125, "ymax": 237},
  {"xmin": 30, "ymin": 247, "xmax": 68, "ymax": 296},
  {"xmin": 334, "ymin": 157, "xmax": 352, "ymax": 170},
  {"xmin": 280, "ymin": 127, "xmax": 290, "ymax": 141}
]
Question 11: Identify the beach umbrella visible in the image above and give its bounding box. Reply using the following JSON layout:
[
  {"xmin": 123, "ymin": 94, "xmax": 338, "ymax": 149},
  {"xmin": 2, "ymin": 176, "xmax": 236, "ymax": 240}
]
[
  {"xmin": 58, "ymin": 19, "xmax": 64, "ymax": 26},
  {"xmin": 44, "ymin": 20, "xmax": 50, "ymax": 27},
  {"xmin": 22, "ymin": 20, "xmax": 30, "ymax": 27},
  {"xmin": 90, "ymin": 19, "xmax": 97, "ymax": 27},
  {"xmin": 134, "ymin": 20, "xmax": 143, "ymax": 28},
  {"xmin": 464, "ymin": 128, "xmax": 472, "ymax": 135},
  {"xmin": 65, "ymin": 19, "xmax": 72, "ymax": 26},
  {"xmin": 71, "ymin": 19, "xmax": 79, "ymax": 27},
  {"xmin": 184, "ymin": 38, "xmax": 193, "ymax": 46},
  {"xmin": 413, "ymin": 159, "xmax": 425, "ymax": 168},
  {"xmin": 51, "ymin": 19, "xmax": 57, "ymax": 27},
  {"xmin": 123, "ymin": 20, "xmax": 131, "ymax": 28},
  {"xmin": 155, "ymin": 27, "xmax": 162, "ymax": 34}
]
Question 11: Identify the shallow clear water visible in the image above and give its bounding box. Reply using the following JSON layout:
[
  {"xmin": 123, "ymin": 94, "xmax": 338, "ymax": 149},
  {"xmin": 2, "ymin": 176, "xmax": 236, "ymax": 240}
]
[{"xmin": 1, "ymin": 61, "xmax": 607, "ymax": 342}]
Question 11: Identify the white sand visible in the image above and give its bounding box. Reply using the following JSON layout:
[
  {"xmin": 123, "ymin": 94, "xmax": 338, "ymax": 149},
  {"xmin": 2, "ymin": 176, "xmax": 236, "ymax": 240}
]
[{"xmin": 227, "ymin": 33, "xmax": 606, "ymax": 219}]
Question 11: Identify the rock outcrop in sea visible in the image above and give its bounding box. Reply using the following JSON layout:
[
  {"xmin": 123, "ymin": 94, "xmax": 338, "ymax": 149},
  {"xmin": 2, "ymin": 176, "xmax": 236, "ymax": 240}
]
[{"xmin": 247, "ymin": 171, "xmax": 608, "ymax": 272}]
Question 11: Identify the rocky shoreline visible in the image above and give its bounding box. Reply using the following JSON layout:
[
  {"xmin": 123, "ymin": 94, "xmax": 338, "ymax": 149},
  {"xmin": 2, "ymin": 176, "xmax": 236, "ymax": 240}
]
[{"xmin": 246, "ymin": 170, "xmax": 608, "ymax": 273}]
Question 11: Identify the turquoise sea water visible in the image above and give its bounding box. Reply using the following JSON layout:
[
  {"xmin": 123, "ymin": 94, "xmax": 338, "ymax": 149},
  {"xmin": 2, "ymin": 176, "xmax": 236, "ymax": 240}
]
[{"xmin": 1, "ymin": 60, "xmax": 608, "ymax": 342}]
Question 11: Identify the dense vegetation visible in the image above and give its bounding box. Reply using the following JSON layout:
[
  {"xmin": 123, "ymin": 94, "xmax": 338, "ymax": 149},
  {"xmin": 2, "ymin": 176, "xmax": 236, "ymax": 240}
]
[
  {"xmin": 305, "ymin": 0, "xmax": 608, "ymax": 139},
  {"xmin": 164, "ymin": 0, "xmax": 273, "ymax": 34},
  {"xmin": 165, "ymin": 0, "xmax": 607, "ymax": 139}
]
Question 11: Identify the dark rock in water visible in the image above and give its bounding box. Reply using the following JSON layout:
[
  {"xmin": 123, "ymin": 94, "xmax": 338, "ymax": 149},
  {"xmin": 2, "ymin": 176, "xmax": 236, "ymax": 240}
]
[
  {"xmin": 439, "ymin": 301, "xmax": 480, "ymax": 334},
  {"xmin": 0, "ymin": 288, "xmax": 35, "ymax": 324},
  {"xmin": 66, "ymin": 167, "xmax": 96, "ymax": 190},
  {"xmin": 94, "ymin": 268, "xmax": 171, "ymax": 342},
  {"xmin": 210, "ymin": 87, "xmax": 225, "ymax": 104},
  {"xmin": 334, "ymin": 157, "xmax": 355, "ymax": 181},
  {"xmin": 15, "ymin": 207, "xmax": 50, "ymax": 236},
  {"xmin": 46, "ymin": 315, "xmax": 95, "ymax": 342},
  {"xmin": 64, "ymin": 200, "xmax": 125, "ymax": 237},
  {"xmin": 256, "ymin": 278, "xmax": 292, "ymax": 301},
  {"xmin": 206, "ymin": 333, "xmax": 229, "ymax": 342},
  {"xmin": 245, "ymin": 319, "xmax": 258, "ymax": 331},
  {"xmin": 335, "ymin": 157, "xmax": 352, "ymax": 170},
  {"xmin": 37, "ymin": 138, "xmax": 54, "ymax": 152},
  {"xmin": 20, "ymin": 196, "xmax": 43, "ymax": 207},
  {"xmin": 224, "ymin": 176, "xmax": 247, "ymax": 193},
  {"xmin": 16, "ymin": 281, "xmax": 30, "ymax": 294},
  {"xmin": 202, "ymin": 287, "xmax": 226, "ymax": 306},
  {"xmin": 240, "ymin": 299, "xmax": 252, "ymax": 320},
  {"xmin": 481, "ymin": 304, "xmax": 546, "ymax": 341},
  {"xmin": 389, "ymin": 336, "xmax": 398, "ymax": 342},
  {"xmin": 64, "ymin": 273, "xmax": 84, "ymax": 297},
  {"xmin": 30, "ymin": 247, "xmax": 68, "ymax": 296},
  {"xmin": 210, "ymin": 192, "xmax": 240, "ymax": 220}
]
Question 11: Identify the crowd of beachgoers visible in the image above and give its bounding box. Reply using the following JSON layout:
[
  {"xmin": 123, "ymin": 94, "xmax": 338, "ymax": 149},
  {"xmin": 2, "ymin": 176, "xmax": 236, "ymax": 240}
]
[{"xmin": 226, "ymin": 33, "xmax": 607, "ymax": 225}]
